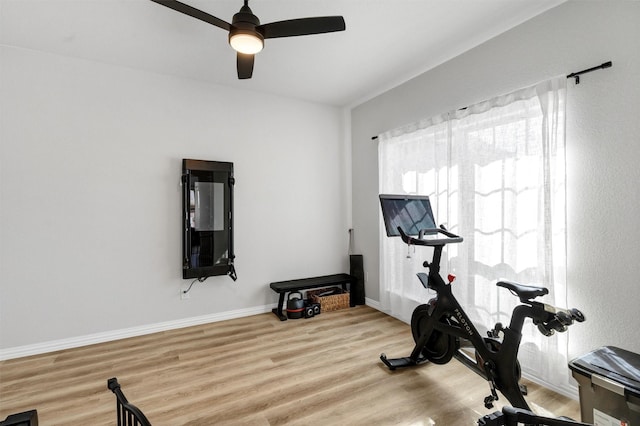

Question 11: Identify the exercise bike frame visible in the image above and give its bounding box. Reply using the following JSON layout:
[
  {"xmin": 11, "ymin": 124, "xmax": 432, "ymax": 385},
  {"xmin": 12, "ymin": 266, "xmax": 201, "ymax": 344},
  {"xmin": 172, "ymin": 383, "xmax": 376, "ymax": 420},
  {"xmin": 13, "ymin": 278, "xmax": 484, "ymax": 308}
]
[{"xmin": 381, "ymin": 226, "xmax": 581, "ymax": 411}]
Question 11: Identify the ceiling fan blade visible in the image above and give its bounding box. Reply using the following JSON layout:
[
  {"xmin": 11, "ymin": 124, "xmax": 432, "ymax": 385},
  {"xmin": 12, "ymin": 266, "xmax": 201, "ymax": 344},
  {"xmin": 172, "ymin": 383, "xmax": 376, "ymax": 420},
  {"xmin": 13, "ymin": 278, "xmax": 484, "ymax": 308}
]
[
  {"xmin": 150, "ymin": 0, "xmax": 231, "ymax": 31},
  {"xmin": 237, "ymin": 53, "xmax": 255, "ymax": 79},
  {"xmin": 258, "ymin": 16, "xmax": 345, "ymax": 39}
]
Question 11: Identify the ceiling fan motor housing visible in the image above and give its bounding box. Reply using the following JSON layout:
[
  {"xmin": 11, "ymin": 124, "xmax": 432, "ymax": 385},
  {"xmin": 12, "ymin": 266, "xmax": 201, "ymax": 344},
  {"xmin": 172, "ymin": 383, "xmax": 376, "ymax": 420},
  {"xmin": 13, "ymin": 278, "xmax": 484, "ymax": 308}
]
[{"xmin": 229, "ymin": 4, "xmax": 264, "ymax": 45}]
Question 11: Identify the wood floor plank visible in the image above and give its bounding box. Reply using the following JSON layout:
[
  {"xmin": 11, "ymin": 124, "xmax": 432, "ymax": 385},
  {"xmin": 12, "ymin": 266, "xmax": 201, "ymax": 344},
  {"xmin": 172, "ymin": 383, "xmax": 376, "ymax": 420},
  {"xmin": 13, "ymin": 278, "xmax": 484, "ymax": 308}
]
[{"xmin": 0, "ymin": 306, "xmax": 579, "ymax": 425}]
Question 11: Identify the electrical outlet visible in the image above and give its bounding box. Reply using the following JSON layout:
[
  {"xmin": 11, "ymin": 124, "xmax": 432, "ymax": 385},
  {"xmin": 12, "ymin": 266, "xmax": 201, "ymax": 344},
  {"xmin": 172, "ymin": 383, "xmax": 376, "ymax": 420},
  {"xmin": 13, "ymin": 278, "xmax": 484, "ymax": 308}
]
[{"xmin": 180, "ymin": 287, "xmax": 190, "ymax": 300}]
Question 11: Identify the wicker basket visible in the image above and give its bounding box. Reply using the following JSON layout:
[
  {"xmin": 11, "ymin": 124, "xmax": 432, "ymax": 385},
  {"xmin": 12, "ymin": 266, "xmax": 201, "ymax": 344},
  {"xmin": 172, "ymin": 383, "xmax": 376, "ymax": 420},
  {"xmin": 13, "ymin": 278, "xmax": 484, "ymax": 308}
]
[{"xmin": 306, "ymin": 287, "xmax": 350, "ymax": 312}]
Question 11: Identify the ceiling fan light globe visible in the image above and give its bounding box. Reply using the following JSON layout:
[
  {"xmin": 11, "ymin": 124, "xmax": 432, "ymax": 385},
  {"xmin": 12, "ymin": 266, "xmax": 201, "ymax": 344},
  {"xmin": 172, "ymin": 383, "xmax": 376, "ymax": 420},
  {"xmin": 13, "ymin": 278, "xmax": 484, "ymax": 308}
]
[{"xmin": 229, "ymin": 33, "xmax": 263, "ymax": 54}]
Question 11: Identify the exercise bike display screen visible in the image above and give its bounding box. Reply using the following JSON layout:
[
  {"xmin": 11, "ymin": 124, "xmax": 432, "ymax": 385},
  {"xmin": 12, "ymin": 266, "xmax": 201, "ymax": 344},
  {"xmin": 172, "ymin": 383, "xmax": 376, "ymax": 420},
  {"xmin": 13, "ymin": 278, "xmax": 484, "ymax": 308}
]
[{"xmin": 380, "ymin": 194, "xmax": 437, "ymax": 237}]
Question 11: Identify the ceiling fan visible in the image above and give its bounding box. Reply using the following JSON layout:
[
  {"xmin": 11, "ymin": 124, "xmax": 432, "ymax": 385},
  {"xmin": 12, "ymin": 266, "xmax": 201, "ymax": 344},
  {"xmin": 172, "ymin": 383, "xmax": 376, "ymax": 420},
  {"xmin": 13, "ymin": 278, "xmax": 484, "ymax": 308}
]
[{"xmin": 150, "ymin": 0, "xmax": 346, "ymax": 79}]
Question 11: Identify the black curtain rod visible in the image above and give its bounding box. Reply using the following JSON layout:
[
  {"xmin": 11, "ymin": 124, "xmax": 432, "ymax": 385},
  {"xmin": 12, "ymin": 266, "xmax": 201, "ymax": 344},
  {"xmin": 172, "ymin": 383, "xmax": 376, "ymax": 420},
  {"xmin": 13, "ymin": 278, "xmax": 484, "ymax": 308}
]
[
  {"xmin": 567, "ymin": 61, "xmax": 612, "ymax": 84},
  {"xmin": 371, "ymin": 61, "xmax": 613, "ymax": 140}
]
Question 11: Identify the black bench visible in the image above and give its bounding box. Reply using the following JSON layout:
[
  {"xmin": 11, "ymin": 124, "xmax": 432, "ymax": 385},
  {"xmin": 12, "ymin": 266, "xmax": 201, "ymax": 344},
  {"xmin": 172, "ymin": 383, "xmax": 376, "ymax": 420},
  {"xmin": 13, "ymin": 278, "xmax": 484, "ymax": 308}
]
[{"xmin": 270, "ymin": 273, "xmax": 357, "ymax": 321}]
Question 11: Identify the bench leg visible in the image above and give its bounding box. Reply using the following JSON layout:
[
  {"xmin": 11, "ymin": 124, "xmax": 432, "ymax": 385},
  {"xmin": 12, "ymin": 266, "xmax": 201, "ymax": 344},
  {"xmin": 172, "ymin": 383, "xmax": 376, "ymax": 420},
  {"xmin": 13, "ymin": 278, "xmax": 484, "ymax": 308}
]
[{"xmin": 272, "ymin": 292, "xmax": 288, "ymax": 321}]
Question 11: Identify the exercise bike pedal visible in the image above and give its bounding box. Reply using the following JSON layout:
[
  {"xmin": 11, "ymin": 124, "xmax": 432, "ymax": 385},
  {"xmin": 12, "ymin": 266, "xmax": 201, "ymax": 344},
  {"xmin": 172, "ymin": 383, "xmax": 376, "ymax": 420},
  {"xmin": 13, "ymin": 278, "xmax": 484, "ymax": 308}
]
[
  {"xmin": 484, "ymin": 383, "xmax": 500, "ymax": 409},
  {"xmin": 484, "ymin": 394, "xmax": 498, "ymax": 409}
]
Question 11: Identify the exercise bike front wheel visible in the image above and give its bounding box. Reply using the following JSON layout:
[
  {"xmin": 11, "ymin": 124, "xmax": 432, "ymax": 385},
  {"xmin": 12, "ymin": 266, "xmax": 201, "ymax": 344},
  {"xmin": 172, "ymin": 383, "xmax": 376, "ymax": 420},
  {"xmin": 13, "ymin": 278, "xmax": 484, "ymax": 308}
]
[{"xmin": 411, "ymin": 304, "xmax": 456, "ymax": 364}]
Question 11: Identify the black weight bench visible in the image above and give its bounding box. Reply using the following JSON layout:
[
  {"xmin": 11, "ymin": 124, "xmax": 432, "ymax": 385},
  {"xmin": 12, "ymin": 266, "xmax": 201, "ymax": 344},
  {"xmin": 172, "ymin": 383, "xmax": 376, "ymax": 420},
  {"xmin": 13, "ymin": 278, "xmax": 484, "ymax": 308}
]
[{"xmin": 270, "ymin": 273, "xmax": 356, "ymax": 321}]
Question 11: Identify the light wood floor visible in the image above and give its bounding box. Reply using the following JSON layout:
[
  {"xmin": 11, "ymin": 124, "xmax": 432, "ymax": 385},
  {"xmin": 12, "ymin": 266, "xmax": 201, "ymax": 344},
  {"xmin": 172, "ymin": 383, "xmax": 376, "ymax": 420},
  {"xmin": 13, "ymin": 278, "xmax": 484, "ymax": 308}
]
[{"xmin": 0, "ymin": 306, "xmax": 579, "ymax": 425}]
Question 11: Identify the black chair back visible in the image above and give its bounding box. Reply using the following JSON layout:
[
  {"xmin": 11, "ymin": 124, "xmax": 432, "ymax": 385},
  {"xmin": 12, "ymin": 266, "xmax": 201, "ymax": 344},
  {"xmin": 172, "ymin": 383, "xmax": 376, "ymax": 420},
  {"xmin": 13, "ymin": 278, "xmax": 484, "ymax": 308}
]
[
  {"xmin": 107, "ymin": 378, "xmax": 152, "ymax": 426},
  {"xmin": 0, "ymin": 409, "xmax": 38, "ymax": 426}
]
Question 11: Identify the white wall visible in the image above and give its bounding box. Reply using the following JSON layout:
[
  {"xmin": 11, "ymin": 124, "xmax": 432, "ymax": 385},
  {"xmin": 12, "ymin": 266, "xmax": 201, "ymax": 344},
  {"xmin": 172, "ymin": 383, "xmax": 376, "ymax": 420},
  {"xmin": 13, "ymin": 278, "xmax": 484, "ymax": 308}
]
[
  {"xmin": 0, "ymin": 46, "xmax": 349, "ymax": 353},
  {"xmin": 351, "ymin": 0, "xmax": 640, "ymax": 361}
]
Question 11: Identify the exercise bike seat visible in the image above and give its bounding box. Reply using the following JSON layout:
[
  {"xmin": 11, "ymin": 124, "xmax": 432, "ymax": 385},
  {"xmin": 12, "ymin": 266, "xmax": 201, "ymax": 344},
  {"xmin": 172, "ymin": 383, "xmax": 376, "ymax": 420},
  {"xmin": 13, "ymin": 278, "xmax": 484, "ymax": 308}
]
[{"xmin": 497, "ymin": 280, "xmax": 548, "ymax": 301}]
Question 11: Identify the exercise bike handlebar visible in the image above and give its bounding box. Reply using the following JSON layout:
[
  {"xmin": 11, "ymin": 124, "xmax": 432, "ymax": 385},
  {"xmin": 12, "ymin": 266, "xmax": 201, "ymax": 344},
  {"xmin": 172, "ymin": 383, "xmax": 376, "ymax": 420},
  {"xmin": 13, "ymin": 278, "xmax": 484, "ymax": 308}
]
[
  {"xmin": 536, "ymin": 307, "xmax": 585, "ymax": 336},
  {"xmin": 397, "ymin": 226, "xmax": 464, "ymax": 246}
]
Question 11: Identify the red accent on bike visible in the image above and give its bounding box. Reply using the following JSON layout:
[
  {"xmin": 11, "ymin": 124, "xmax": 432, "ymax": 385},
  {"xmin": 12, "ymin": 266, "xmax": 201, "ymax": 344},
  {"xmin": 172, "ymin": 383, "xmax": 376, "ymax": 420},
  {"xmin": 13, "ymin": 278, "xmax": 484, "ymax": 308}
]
[{"xmin": 447, "ymin": 274, "xmax": 456, "ymax": 283}]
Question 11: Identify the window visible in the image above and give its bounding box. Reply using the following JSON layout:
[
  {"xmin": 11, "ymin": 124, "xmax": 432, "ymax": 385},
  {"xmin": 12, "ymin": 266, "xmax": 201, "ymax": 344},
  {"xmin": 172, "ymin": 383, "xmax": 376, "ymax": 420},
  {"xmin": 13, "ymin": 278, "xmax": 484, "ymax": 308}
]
[{"xmin": 378, "ymin": 77, "xmax": 570, "ymax": 393}]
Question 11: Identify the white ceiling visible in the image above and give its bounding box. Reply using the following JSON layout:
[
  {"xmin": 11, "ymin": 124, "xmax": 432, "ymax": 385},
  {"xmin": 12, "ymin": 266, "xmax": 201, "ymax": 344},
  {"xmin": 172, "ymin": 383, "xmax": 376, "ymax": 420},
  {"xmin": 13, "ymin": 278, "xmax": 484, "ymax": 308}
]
[{"xmin": 1, "ymin": 0, "xmax": 565, "ymax": 106}]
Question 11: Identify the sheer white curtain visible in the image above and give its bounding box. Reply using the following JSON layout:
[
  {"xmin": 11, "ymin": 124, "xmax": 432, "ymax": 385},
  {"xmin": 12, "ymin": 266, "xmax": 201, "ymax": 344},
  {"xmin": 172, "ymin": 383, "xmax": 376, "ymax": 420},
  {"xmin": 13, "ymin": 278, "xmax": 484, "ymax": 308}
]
[{"xmin": 378, "ymin": 76, "xmax": 570, "ymax": 394}]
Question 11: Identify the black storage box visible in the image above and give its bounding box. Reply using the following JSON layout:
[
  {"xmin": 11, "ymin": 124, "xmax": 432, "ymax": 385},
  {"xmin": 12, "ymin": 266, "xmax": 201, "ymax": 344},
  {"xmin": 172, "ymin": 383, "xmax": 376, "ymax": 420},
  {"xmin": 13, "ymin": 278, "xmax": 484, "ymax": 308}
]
[{"xmin": 569, "ymin": 346, "xmax": 640, "ymax": 425}]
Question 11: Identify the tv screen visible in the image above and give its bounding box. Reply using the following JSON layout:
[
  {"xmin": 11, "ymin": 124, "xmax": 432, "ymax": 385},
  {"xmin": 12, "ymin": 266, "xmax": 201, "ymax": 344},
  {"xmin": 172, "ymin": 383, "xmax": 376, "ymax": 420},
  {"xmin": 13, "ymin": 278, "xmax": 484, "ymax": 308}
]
[{"xmin": 379, "ymin": 194, "xmax": 436, "ymax": 237}]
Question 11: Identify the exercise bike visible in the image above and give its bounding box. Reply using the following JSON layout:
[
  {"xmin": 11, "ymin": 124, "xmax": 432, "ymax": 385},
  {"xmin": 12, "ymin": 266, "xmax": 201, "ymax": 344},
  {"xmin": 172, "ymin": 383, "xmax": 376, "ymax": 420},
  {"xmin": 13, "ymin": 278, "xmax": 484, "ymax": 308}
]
[{"xmin": 378, "ymin": 194, "xmax": 585, "ymax": 411}]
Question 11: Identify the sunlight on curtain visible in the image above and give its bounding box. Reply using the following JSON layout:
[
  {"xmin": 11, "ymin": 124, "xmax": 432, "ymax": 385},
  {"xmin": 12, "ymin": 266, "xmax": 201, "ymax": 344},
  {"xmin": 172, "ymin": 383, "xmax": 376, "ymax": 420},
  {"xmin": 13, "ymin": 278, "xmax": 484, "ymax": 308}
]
[{"xmin": 378, "ymin": 76, "xmax": 569, "ymax": 394}]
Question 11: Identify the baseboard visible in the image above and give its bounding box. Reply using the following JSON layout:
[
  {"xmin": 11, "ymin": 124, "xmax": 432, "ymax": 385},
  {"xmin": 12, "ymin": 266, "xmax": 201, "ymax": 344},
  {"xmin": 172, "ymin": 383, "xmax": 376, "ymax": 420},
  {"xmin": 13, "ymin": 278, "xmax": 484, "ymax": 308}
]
[
  {"xmin": 0, "ymin": 304, "xmax": 277, "ymax": 361},
  {"xmin": 521, "ymin": 371, "xmax": 580, "ymax": 401},
  {"xmin": 364, "ymin": 297, "xmax": 382, "ymax": 311}
]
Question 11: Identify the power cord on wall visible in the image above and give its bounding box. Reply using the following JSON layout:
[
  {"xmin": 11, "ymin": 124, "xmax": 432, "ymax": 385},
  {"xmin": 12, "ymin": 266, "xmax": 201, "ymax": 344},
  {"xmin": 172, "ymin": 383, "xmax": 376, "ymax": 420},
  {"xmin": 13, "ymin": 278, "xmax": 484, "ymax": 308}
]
[{"xmin": 183, "ymin": 276, "xmax": 208, "ymax": 295}]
